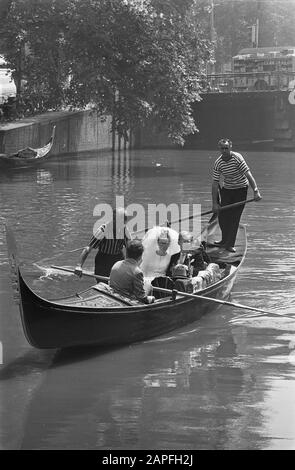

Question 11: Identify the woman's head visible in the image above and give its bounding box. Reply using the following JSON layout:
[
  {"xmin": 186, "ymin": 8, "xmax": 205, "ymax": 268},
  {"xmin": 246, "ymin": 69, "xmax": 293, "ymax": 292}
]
[
  {"xmin": 142, "ymin": 226, "xmax": 180, "ymax": 259},
  {"xmin": 140, "ymin": 226, "xmax": 180, "ymax": 277},
  {"xmin": 157, "ymin": 229, "xmax": 171, "ymax": 254}
]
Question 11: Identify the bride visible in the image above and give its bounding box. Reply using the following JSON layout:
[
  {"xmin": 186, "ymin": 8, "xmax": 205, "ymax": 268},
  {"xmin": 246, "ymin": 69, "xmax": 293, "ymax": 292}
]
[{"xmin": 140, "ymin": 226, "xmax": 180, "ymax": 290}]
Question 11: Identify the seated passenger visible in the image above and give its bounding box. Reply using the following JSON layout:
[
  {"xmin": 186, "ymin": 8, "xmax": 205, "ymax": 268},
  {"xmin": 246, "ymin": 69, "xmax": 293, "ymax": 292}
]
[
  {"xmin": 109, "ymin": 240, "xmax": 155, "ymax": 304},
  {"xmin": 166, "ymin": 231, "xmax": 211, "ymax": 277},
  {"xmin": 171, "ymin": 263, "xmax": 190, "ymax": 279},
  {"xmin": 170, "ymin": 263, "xmax": 194, "ymax": 293},
  {"xmin": 140, "ymin": 226, "xmax": 180, "ymax": 289}
]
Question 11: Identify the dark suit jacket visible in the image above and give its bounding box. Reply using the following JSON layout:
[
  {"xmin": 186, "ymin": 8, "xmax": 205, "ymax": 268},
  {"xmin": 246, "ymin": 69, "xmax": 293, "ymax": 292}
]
[{"xmin": 110, "ymin": 258, "xmax": 149, "ymax": 303}]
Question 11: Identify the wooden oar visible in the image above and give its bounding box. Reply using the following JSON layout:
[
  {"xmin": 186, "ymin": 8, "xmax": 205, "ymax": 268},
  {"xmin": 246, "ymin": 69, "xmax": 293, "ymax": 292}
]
[
  {"xmin": 40, "ymin": 199, "xmax": 256, "ymax": 260},
  {"xmin": 51, "ymin": 265, "xmax": 109, "ymax": 283},
  {"xmin": 51, "ymin": 265, "xmax": 295, "ymax": 321},
  {"xmin": 206, "ymin": 197, "xmax": 256, "ymax": 215},
  {"xmin": 142, "ymin": 198, "xmax": 255, "ymax": 235},
  {"xmin": 151, "ymin": 285, "xmax": 295, "ymax": 321},
  {"xmin": 134, "ymin": 198, "xmax": 256, "ymax": 236}
]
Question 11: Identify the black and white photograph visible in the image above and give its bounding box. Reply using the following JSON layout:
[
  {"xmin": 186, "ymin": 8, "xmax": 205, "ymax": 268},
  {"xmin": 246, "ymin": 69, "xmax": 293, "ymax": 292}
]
[{"xmin": 0, "ymin": 0, "xmax": 295, "ymax": 453}]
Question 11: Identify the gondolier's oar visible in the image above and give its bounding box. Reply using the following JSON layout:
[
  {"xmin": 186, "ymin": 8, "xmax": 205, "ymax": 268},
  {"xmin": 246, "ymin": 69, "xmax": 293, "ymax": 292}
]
[
  {"xmin": 133, "ymin": 198, "xmax": 256, "ymax": 236},
  {"xmin": 51, "ymin": 265, "xmax": 109, "ymax": 282},
  {"xmin": 42, "ymin": 199, "xmax": 256, "ymax": 260},
  {"xmin": 151, "ymin": 286, "xmax": 295, "ymax": 321},
  {"xmin": 51, "ymin": 265, "xmax": 295, "ymax": 321},
  {"xmin": 177, "ymin": 198, "xmax": 256, "ymax": 222}
]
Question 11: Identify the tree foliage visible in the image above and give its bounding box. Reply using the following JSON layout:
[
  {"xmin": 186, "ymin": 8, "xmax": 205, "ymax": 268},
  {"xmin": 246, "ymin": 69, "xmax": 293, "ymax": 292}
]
[
  {"xmin": 0, "ymin": 0, "xmax": 68, "ymax": 110},
  {"xmin": 63, "ymin": 0, "xmax": 212, "ymax": 144},
  {"xmin": 0, "ymin": 0, "xmax": 211, "ymax": 145},
  {"xmin": 213, "ymin": 0, "xmax": 295, "ymax": 71},
  {"xmin": 2, "ymin": 1, "xmax": 293, "ymax": 143}
]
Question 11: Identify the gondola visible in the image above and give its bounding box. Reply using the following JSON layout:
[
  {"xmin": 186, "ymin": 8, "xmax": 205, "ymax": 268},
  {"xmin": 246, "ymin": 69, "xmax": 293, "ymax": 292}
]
[
  {"xmin": 0, "ymin": 125, "xmax": 56, "ymax": 169},
  {"xmin": 6, "ymin": 220, "xmax": 247, "ymax": 349}
]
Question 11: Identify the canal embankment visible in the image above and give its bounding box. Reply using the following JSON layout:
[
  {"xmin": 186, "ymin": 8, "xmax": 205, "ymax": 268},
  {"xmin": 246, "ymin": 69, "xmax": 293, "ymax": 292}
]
[
  {"xmin": 0, "ymin": 110, "xmax": 113, "ymax": 156},
  {"xmin": 1, "ymin": 90, "xmax": 295, "ymax": 155},
  {"xmin": 135, "ymin": 91, "xmax": 295, "ymax": 151}
]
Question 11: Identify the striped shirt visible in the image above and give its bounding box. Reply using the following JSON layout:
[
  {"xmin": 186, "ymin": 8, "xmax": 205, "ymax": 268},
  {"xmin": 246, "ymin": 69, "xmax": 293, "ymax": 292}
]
[
  {"xmin": 213, "ymin": 152, "xmax": 249, "ymax": 189},
  {"xmin": 89, "ymin": 223, "xmax": 132, "ymax": 255}
]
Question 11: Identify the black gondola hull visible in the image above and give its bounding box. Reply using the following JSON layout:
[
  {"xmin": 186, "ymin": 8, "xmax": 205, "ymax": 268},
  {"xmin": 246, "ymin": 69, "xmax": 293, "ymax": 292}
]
[
  {"xmin": 17, "ymin": 265, "xmax": 238, "ymax": 349},
  {"xmin": 0, "ymin": 125, "xmax": 56, "ymax": 169},
  {"xmin": 8, "ymin": 220, "xmax": 247, "ymax": 349}
]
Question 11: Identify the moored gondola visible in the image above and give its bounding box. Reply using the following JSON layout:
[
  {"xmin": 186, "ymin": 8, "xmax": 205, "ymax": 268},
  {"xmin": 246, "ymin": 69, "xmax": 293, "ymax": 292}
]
[
  {"xmin": 6, "ymin": 220, "xmax": 247, "ymax": 349},
  {"xmin": 0, "ymin": 125, "xmax": 56, "ymax": 169}
]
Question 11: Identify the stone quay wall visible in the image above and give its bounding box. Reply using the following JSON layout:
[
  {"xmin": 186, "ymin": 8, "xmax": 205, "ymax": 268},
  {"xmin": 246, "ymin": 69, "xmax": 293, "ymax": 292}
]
[
  {"xmin": 1, "ymin": 91, "xmax": 294, "ymax": 155},
  {"xmin": 134, "ymin": 90, "xmax": 295, "ymax": 151},
  {"xmin": 0, "ymin": 110, "xmax": 113, "ymax": 156}
]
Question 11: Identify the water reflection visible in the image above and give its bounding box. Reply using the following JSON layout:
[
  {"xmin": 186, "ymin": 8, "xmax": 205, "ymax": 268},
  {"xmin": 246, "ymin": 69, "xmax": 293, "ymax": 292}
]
[
  {"xmin": 15, "ymin": 315, "xmax": 295, "ymax": 450},
  {"xmin": 36, "ymin": 169, "xmax": 53, "ymax": 185},
  {"xmin": 111, "ymin": 150, "xmax": 134, "ymax": 199}
]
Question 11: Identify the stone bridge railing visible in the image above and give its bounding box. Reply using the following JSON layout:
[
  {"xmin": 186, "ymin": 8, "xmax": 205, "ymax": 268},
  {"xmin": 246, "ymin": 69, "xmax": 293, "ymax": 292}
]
[{"xmin": 203, "ymin": 71, "xmax": 295, "ymax": 94}]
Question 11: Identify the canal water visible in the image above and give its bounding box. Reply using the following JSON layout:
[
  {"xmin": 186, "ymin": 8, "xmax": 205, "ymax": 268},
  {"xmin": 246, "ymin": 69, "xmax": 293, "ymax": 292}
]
[{"xmin": 0, "ymin": 149, "xmax": 295, "ymax": 450}]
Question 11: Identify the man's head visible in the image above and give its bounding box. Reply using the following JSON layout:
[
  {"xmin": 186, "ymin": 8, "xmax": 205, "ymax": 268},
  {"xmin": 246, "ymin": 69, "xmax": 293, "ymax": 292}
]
[
  {"xmin": 218, "ymin": 138, "xmax": 232, "ymax": 160},
  {"xmin": 178, "ymin": 231, "xmax": 200, "ymax": 253},
  {"xmin": 126, "ymin": 239, "xmax": 144, "ymax": 261}
]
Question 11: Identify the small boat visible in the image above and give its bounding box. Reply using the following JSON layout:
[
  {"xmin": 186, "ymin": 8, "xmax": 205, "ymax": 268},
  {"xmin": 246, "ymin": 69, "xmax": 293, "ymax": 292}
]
[
  {"xmin": 6, "ymin": 220, "xmax": 247, "ymax": 349},
  {"xmin": 0, "ymin": 125, "xmax": 56, "ymax": 169}
]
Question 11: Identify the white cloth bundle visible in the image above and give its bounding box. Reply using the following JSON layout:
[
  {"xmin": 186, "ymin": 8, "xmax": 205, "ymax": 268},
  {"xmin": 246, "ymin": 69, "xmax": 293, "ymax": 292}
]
[{"xmin": 191, "ymin": 263, "xmax": 221, "ymax": 292}]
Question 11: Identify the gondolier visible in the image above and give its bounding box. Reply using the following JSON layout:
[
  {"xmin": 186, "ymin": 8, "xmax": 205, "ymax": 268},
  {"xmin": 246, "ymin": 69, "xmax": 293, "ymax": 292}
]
[
  {"xmin": 211, "ymin": 138, "xmax": 262, "ymax": 252},
  {"xmin": 75, "ymin": 208, "xmax": 132, "ymax": 280}
]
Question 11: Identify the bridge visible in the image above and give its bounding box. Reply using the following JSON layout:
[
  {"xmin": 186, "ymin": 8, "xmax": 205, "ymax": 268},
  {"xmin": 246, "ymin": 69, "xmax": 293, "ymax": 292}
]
[{"xmin": 203, "ymin": 71, "xmax": 295, "ymax": 94}]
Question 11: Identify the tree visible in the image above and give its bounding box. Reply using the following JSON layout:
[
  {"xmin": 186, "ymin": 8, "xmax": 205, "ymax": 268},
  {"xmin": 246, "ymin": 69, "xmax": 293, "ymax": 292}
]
[
  {"xmin": 213, "ymin": 0, "xmax": 295, "ymax": 71},
  {"xmin": 62, "ymin": 0, "xmax": 211, "ymax": 144},
  {"xmin": 0, "ymin": 0, "xmax": 12, "ymax": 20},
  {"xmin": 0, "ymin": 0, "xmax": 211, "ymax": 145},
  {"xmin": 0, "ymin": 0, "xmax": 68, "ymax": 109}
]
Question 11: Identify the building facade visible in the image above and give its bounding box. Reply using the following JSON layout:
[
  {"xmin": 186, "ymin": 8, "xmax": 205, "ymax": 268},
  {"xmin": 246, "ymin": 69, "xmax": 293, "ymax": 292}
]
[{"xmin": 232, "ymin": 46, "xmax": 295, "ymax": 92}]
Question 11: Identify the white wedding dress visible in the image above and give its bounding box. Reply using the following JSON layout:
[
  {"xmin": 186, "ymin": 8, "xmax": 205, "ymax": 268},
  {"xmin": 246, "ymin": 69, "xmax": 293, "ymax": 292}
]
[{"xmin": 140, "ymin": 226, "xmax": 180, "ymax": 293}]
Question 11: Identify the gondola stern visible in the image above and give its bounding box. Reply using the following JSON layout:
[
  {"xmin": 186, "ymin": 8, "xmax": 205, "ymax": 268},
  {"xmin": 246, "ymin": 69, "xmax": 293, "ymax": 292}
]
[{"xmin": 50, "ymin": 125, "xmax": 56, "ymax": 143}]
